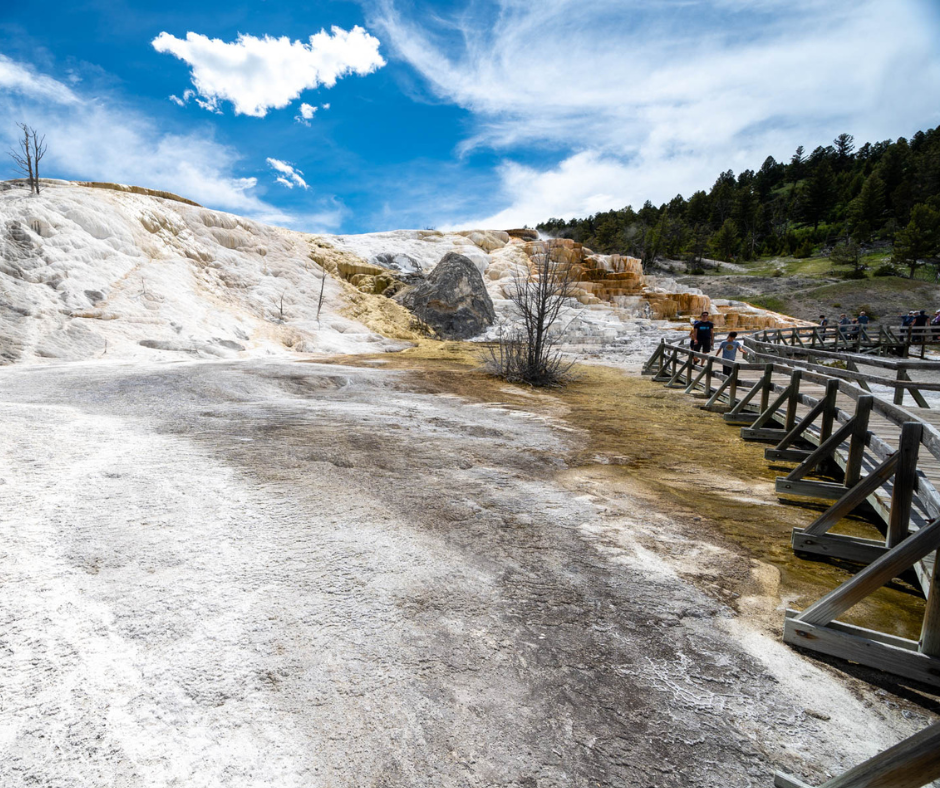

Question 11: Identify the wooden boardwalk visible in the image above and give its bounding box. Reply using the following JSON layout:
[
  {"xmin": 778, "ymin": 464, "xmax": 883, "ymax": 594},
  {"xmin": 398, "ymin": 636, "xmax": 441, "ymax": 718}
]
[{"xmin": 643, "ymin": 328, "xmax": 940, "ymax": 788}]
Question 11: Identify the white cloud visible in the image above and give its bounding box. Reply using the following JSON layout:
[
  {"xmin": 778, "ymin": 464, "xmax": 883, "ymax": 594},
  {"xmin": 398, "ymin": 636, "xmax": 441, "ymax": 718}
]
[
  {"xmin": 321, "ymin": 103, "xmax": 330, "ymax": 111},
  {"xmin": 295, "ymin": 102, "xmax": 317, "ymax": 126},
  {"xmin": 152, "ymin": 26, "xmax": 385, "ymax": 117},
  {"xmin": 0, "ymin": 54, "xmax": 342, "ymax": 229},
  {"xmin": 266, "ymin": 158, "xmax": 308, "ymax": 190},
  {"xmin": 373, "ymin": 0, "xmax": 940, "ymax": 227}
]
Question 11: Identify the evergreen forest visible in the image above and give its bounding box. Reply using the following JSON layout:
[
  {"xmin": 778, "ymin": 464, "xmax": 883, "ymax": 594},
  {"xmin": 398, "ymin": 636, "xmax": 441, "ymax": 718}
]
[{"xmin": 537, "ymin": 128, "xmax": 940, "ymax": 279}]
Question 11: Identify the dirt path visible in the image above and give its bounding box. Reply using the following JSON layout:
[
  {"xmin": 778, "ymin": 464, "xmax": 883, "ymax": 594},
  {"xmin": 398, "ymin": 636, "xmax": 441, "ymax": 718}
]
[{"xmin": 0, "ymin": 357, "xmax": 935, "ymax": 787}]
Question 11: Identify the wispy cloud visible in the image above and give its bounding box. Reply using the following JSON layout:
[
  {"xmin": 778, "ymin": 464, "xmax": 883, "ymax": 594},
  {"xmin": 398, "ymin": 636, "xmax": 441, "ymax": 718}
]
[
  {"xmin": 152, "ymin": 27, "xmax": 385, "ymax": 117},
  {"xmin": 0, "ymin": 53, "xmax": 342, "ymax": 230},
  {"xmin": 0, "ymin": 54, "xmax": 80, "ymax": 105},
  {"xmin": 371, "ymin": 0, "xmax": 940, "ymax": 228},
  {"xmin": 266, "ymin": 157, "xmax": 308, "ymax": 189}
]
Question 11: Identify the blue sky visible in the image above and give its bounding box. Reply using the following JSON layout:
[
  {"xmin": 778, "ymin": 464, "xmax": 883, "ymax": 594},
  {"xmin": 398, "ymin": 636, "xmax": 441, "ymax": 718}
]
[{"xmin": 2, "ymin": 0, "xmax": 939, "ymax": 233}]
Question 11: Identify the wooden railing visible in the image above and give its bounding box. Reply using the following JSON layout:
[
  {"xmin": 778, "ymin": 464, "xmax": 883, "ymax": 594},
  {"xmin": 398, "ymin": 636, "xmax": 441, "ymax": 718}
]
[
  {"xmin": 744, "ymin": 338, "xmax": 940, "ymax": 408},
  {"xmin": 754, "ymin": 324, "xmax": 940, "ymax": 359},
  {"xmin": 643, "ymin": 339, "xmax": 940, "ymax": 787}
]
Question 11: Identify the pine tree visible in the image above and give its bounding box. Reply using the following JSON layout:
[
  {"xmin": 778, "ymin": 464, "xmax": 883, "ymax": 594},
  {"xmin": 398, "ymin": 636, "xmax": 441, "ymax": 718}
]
[
  {"xmin": 710, "ymin": 219, "xmax": 740, "ymax": 262},
  {"xmin": 892, "ymin": 203, "xmax": 940, "ymax": 278},
  {"xmin": 801, "ymin": 161, "xmax": 836, "ymax": 231},
  {"xmin": 847, "ymin": 173, "xmax": 886, "ymax": 241}
]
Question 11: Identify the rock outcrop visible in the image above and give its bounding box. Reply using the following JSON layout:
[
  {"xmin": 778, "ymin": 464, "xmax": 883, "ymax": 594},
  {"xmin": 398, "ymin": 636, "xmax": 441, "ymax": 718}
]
[{"xmin": 394, "ymin": 252, "xmax": 496, "ymax": 339}]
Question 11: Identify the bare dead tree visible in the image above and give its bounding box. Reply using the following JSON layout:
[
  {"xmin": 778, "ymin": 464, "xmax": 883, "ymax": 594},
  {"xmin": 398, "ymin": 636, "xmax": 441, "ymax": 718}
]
[
  {"xmin": 278, "ymin": 290, "xmax": 287, "ymax": 322},
  {"xmin": 487, "ymin": 243, "xmax": 576, "ymax": 386},
  {"xmin": 8, "ymin": 123, "xmax": 46, "ymax": 194}
]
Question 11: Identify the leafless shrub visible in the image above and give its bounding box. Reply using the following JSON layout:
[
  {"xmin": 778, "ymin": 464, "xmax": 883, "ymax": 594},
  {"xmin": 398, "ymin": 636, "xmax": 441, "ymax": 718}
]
[{"xmin": 486, "ymin": 245, "xmax": 576, "ymax": 386}]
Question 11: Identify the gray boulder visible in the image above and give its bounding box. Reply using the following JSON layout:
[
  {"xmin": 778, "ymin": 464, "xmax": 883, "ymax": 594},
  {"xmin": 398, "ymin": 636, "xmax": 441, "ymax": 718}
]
[{"xmin": 394, "ymin": 252, "xmax": 495, "ymax": 339}]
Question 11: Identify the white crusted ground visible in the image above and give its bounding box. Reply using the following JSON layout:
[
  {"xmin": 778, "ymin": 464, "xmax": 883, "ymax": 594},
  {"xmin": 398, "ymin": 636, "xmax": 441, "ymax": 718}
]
[
  {"xmin": 0, "ymin": 182, "xmax": 711, "ymax": 366},
  {"xmin": 0, "ymin": 181, "xmax": 404, "ymax": 364}
]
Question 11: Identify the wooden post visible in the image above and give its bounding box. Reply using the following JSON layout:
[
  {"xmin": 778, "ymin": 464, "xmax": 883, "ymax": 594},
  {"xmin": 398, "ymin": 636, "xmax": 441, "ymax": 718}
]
[
  {"xmin": 821, "ymin": 378, "xmax": 838, "ymax": 442},
  {"xmin": 760, "ymin": 364, "xmax": 773, "ymax": 413},
  {"xmin": 643, "ymin": 339, "xmax": 665, "ymax": 375},
  {"xmin": 785, "ymin": 369, "xmax": 802, "ymax": 431},
  {"xmin": 895, "ymin": 368, "xmax": 905, "ymax": 406},
  {"xmin": 897, "ymin": 369, "xmax": 930, "ymax": 410},
  {"xmin": 887, "ymin": 422, "xmax": 922, "ymax": 548},
  {"xmin": 703, "ymin": 355, "xmax": 713, "ymax": 398},
  {"xmin": 728, "ymin": 364, "xmax": 739, "ymax": 407},
  {"xmin": 845, "ymin": 395, "xmax": 873, "ymax": 488},
  {"xmin": 921, "ymin": 556, "xmax": 940, "ymax": 657}
]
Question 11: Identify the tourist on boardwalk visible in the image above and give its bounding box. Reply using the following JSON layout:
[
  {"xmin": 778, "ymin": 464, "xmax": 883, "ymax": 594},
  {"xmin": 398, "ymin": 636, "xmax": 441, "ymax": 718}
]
[
  {"xmin": 691, "ymin": 312, "xmax": 715, "ymax": 360},
  {"xmin": 819, "ymin": 315, "xmax": 829, "ymax": 327},
  {"xmin": 931, "ymin": 310, "xmax": 940, "ymax": 340},
  {"xmin": 716, "ymin": 331, "xmax": 745, "ymax": 375},
  {"xmin": 901, "ymin": 310, "xmax": 916, "ymax": 341},
  {"xmin": 913, "ymin": 309, "xmax": 929, "ymax": 343},
  {"xmin": 857, "ymin": 311, "xmax": 870, "ymax": 328},
  {"xmin": 838, "ymin": 313, "xmax": 850, "ymax": 337}
]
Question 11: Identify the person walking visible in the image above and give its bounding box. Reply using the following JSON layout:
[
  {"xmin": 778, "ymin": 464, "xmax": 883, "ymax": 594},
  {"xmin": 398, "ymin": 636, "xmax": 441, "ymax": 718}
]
[
  {"xmin": 902, "ymin": 311, "xmax": 916, "ymax": 341},
  {"xmin": 691, "ymin": 311, "xmax": 715, "ymax": 359},
  {"xmin": 716, "ymin": 331, "xmax": 745, "ymax": 375},
  {"xmin": 913, "ymin": 309, "xmax": 929, "ymax": 344},
  {"xmin": 838, "ymin": 313, "xmax": 850, "ymax": 338},
  {"xmin": 819, "ymin": 315, "xmax": 829, "ymax": 327}
]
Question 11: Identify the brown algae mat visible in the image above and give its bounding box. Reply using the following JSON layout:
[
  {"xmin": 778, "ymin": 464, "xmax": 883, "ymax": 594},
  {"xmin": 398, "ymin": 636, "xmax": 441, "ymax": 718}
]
[{"xmin": 314, "ymin": 341, "xmax": 927, "ymax": 642}]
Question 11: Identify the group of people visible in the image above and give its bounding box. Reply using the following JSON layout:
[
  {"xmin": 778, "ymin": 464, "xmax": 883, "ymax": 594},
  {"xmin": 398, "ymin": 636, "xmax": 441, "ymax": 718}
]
[
  {"xmin": 819, "ymin": 310, "xmax": 940, "ymax": 341},
  {"xmin": 688, "ymin": 311, "xmax": 744, "ymax": 372},
  {"xmin": 818, "ymin": 312, "xmax": 870, "ymax": 336},
  {"xmin": 897, "ymin": 309, "xmax": 940, "ymax": 342}
]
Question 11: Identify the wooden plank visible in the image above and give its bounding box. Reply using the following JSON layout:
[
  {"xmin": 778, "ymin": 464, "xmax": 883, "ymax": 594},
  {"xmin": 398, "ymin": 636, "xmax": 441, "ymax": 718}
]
[
  {"xmin": 777, "ymin": 479, "xmax": 848, "ymax": 499},
  {"xmin": 785, "ymin": 417, "xmax": 858, "ymax": 482},
  {"xmin": 802, "ymin": 455, "xmax": 899, "ymax": 538},
  {"xmin": 766, "ymin": 448, "xmax": 815, "ymax": 462},
  {"xmin": 785, "ymin": 609, "xmax": 923, "ymax": 650},
  {"xmin": 797, "ymin": 517, "xmax": 940, "ymax": 626},
  {"xmin": 742, "ymin": 427, "xmax": 788, "ymax": 441},
  {"xmin": 791, "ymin": 529, "xmax": 889, "ymax": 565},
  {"xmin": 783, "ymin": 617, "xmax": 940, "ymax": 688},
  {"xmin": 815, "ymin": 721, "xmax": 940, "ymax": 788},
  {"xmin": 774, "ymin": 774, "xmax": 813, "ymax": 788}
]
